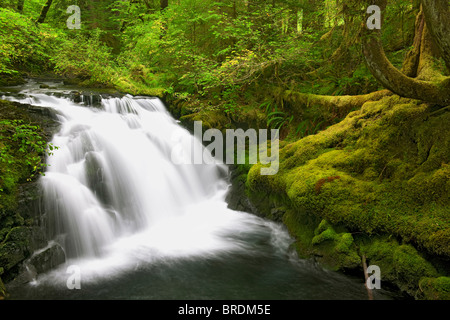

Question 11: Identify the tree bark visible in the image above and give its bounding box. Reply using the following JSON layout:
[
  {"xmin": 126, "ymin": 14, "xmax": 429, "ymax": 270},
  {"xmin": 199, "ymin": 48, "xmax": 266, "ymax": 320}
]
[
  {"xmin": 401, "ymin": 7, "xmax": 425, "ymax": 77},
  {"xmin": 36, "ymin": 0, "xmax": 53, "ymax": 24},
  {"xmin": 421, "ymin": 0, "xmax": 450, "ymax": 71},
  {"xmin": 362, "ymin": 0, "xmax": 450, "ymax": 105},
  {"xmin": 17, "ymin": 0, "xmax": 24, "ymax": 13},
  {"xmin": 160, "ymin": 0, "xmax": 169, "ymax": 10},
  {"xmin": 327, "ymin": 0, "xmax": 362, "ymax": 66}
]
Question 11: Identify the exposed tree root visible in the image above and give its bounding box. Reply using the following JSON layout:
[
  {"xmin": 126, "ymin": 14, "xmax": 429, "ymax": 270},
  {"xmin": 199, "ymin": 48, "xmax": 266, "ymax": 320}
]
[
  {"xmin": 362, "ymin": 0, "xmax": 450, "ymax": 106},
  {"xmin": 278, "ymin": 88, "xmax": 393, "ymax": 117}
]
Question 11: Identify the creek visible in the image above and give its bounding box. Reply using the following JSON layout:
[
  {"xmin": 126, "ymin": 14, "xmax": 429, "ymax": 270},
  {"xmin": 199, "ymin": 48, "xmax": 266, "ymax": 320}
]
[{"xmin": 1, "ymin": 80, "xmax": 399, "ymax": 300}]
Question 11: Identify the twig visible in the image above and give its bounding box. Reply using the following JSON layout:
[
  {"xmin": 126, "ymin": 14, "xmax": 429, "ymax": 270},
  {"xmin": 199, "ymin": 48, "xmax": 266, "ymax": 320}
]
[{"xmin": 362, "ymin": 254, "xmax": 374, "ymax": 300}]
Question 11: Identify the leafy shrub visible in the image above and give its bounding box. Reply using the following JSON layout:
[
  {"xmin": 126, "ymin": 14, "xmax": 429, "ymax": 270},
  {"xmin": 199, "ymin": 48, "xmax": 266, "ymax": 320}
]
[
  {"xmin": 0, "ymin": 8, "xmax": 56, "ymax": 75},
  {"xmin": 51, "ymin": 28, "xmax": 118, "ymax": 86}
]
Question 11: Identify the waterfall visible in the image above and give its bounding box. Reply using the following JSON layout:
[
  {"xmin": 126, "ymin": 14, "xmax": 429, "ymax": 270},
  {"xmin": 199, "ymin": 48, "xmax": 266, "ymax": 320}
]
[
  {"xmin": 2, "ymin": 85, "xmax": 397, "ymax": 300},
  {"xmin": 26, "ymin": 94, "xmax": 229, "ymax": 257},
  {"xmin": 2, "ymin": 90, "xmax": 291, "ymax": 281}
]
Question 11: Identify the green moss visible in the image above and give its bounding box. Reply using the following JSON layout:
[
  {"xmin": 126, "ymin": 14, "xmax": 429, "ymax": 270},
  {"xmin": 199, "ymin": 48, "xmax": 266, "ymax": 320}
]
[
  {"xmin": 393, "ymin": 245, "xmax": 438, "ymax": 291},
  {"xmin": 335, "ymin": 233, "xmax": 354, "ymax": 253},
  {"xmin": 308, "ymin": 220, "xmax": 361, "ymax": 269},
  {"xmin": 0, "ymin": 100, "xmax": 48, "ymax": 282},
  {"xmin": 114, "ymin": 77, "xmax": 166, "ymax": 98},
  {"xmin": 180, "ymin": 109, "xmax": 230, "ymax": 131},
  {"xmin": 312, "ymin": 224, "xmax": 337, "ymax": 245},
  {"xmin": 360, "ymin": 237, "xmax": 442, "ymax": 297},
  {"xmin": 418, "ymin": 277, "xmax": 450, "ymax": 300},
  {"xmin": 361, "ymin": 237, "xmax": 398, "ymax": 279},
  {"xmin": 282, "ymin": 209, "xmax": 317, "ymax": 258},
  {"xmin": 244, "ymin": 94, "xmax": 450, "ymax": 297},
  {"xmin": 247, "ymin": 95, "xmax": 450, "ymax": 258},
  {"xmin": 315, "ymin": 219, "xmax": 332, "ymax": 235}
]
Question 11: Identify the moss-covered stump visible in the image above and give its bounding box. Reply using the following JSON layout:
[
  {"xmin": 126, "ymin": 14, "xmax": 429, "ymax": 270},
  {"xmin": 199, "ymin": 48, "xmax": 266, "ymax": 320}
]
[{"xmin": 246, "ymin": 94, "xmax": 450, "ymax": 299}]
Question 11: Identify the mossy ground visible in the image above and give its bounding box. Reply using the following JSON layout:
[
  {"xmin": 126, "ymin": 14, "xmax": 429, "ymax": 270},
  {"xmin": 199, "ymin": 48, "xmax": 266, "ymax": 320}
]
[{"xmin": 243, "ymin": 94, "xmax": 449, "ymax": 298}]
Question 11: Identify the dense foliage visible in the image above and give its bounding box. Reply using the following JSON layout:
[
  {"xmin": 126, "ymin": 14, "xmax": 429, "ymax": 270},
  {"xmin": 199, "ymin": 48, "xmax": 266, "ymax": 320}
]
[
  {"xmin": 0, "ymin": 0, "xmax": 423, "ymax": 132},
  {"xmin": 0, "ymin": 0, "xmax": 414, "ymax": 96},
  {"xmin": 0, "ymin": 0, "xmax": 449, "ymax": 300}
]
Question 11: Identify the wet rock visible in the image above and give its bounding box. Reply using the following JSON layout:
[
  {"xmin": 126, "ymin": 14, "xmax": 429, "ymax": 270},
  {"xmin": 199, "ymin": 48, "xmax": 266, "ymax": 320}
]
[
  {"xmin": 0, "ymin": 226, "xmax": 32, "ymax": 284},
  {"xmin": 27, "ymin": 242, "xmax": 66, "ymax": 275},
  {"xmin": 225, "ymin": 165, "xmax": 256, "ymax": 213}
]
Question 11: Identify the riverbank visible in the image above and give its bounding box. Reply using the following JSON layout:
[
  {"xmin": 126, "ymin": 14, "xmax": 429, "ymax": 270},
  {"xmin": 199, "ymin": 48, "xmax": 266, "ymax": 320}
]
[
  {"xmin": 169, "ymin": 91, "xmax": 450, "ymax": 300},
  {"xmin": 1, "ymin": 80, "xmax": 449, "ymax": 300},
  {"xmin": 0, "ymin": 97, "xmax": 65, "ymax": 298}
]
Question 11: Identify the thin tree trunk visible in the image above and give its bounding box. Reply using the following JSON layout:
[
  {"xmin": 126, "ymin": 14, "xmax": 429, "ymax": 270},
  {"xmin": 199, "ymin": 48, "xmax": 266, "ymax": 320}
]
[
  {"xmin": 17, "ymin": 0, "xmax": 24, "ymax": 13},
  {"xmin": 421, "ymin": 0, "xmax": 450, "ymax": 71},
  {"xmin": 160, "ymin": 0, "xmax": 169, "ymax": 10},
  {"xmin": 362, "ymin": 255, "xmax": 374, "ymax": 300},
  {"xmin": 37, "ymin": 0, "xmax": 53, "ymax": 24},
  {"xmin": 401, "ymin": 7, "xmax": 425, "ymax": 77}
]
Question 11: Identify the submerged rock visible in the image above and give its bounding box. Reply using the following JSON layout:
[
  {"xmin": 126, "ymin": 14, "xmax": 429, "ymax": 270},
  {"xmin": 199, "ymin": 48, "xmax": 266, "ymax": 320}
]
[{"xmin": 26, "ymin": 242, "xmax": 66, "ymax": 275}]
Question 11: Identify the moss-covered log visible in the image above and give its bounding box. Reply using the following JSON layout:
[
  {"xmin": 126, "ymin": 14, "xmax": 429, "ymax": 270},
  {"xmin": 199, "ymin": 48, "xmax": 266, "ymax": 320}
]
[{"xmin": 279, "ymin": 88, "xmax": 392, "ymax": 117}]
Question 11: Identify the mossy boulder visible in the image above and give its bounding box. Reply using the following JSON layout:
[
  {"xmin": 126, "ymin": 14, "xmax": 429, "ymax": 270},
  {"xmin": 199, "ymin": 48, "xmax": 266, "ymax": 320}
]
[
  {"xmin": 0, "ymin": 227, "xmax": 31, "ymax": 274},
  {"xmin": 311, "ymin": 220, "xmax": 361, "ymax": 269},
  {"xmin": 245, "ymin": 94, "xmax": 449, "ymax": 298},
  {"xmin": 392, "ymin": 244, "xmax": 438, "ymax": 294},
  {"xmin": 418, "ymin": 277, "xmax": 450, "ymax": 300},
  {"xmin": 361, "ymin": 237, "xmax": 444, "ymax": 297},
  {"xmin": 247, "ymin": 95, "xmax": 449, "ymax": 258}
]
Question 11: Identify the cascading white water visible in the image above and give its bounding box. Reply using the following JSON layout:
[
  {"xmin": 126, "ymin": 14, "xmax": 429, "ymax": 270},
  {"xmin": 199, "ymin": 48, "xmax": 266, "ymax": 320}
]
[
  {"xmin": 3, "ymin": 90, "xmax": 293, "ymax": 283},
  {"xmin": 2, "ymin": 85, "xmax": 399, "ymax": 300},
  {"xmin": 38, "ymin": 94, "xmax": 229, "ymax": 259}
]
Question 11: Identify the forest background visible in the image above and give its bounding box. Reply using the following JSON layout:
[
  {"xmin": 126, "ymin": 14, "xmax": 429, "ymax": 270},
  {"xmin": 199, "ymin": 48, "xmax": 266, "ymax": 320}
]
[{"xmin": 0, "ymin": 0, "xmax": 449, "ymax": 300}]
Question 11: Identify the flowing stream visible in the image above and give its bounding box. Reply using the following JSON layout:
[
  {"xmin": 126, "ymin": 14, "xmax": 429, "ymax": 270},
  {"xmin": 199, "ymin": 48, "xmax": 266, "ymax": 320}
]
[{"xmin": 1, "ymin": 81, "xmax": 400, "ymax": 300}]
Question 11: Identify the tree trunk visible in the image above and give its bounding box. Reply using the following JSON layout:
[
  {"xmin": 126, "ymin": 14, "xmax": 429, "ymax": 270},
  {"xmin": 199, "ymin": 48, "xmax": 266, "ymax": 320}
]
[
  {"xmin": 327, "ymin": 0, "xmax": 362, "ymax": 65},
  {"xmin": 362, "ymin": 0, "xmax": 450, "ymax": 105},
  {"xmin": 17, "ymin": 0, "xmax": 24, "ymax": 13},
  {"xmin": 421, "ymin": 0, "xmax": 450, "ymax": 71},
  {"xmin": 36, "ymin": 0, "xmax": 53, "ymax": 24},
  {"xmin": 401, "ymin": 6, "xmax": 425, "ymax": 77},
  {"xmin": 160, "ymin": 0, "xmax": 169, "ymax": 10}
]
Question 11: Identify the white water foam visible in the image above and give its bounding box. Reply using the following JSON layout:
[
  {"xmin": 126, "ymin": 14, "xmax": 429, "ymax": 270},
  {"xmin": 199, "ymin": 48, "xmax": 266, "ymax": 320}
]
[{"xmin": 4, "ymin": 92, "xmax": 292, "ymax": 285}]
